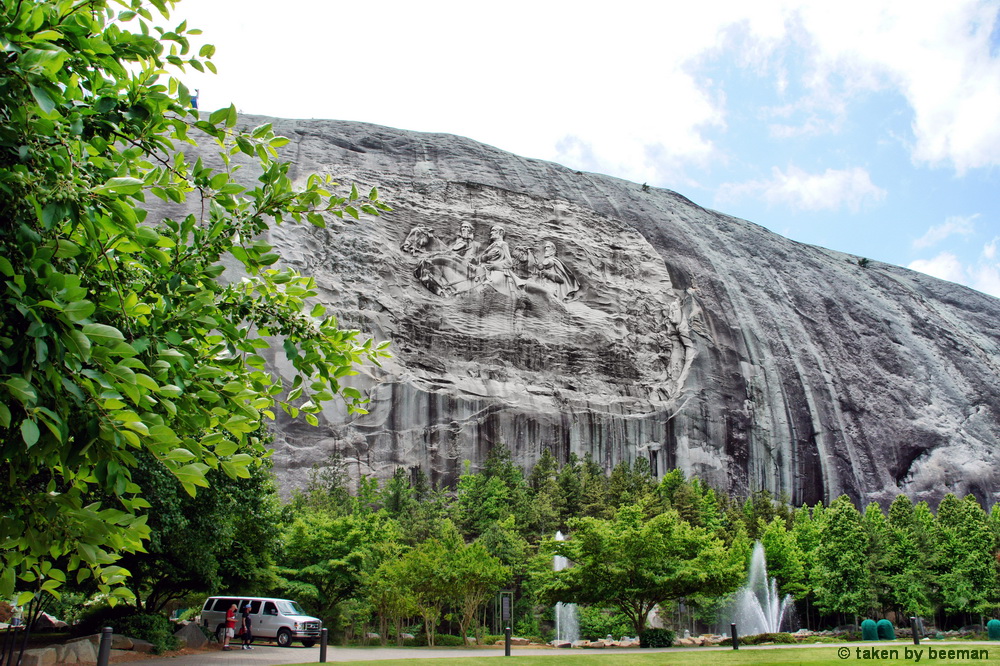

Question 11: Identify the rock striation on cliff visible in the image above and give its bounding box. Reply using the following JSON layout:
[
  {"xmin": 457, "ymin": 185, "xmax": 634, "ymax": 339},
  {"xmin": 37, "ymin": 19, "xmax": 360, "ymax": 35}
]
[{"xmin": 210, "ymin": 116, "xmax": 1000, "ymax": 507}]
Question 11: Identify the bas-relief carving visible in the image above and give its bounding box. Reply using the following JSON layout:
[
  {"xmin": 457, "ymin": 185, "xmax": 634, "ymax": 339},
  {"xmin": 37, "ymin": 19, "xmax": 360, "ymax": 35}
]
[
  {"xmin": 397, "ymin": 201, "xmax": 702, "ymax": 401},
  {"xmin": 403, "ymin": 222, "xmax": 580, "ymax": 302}
]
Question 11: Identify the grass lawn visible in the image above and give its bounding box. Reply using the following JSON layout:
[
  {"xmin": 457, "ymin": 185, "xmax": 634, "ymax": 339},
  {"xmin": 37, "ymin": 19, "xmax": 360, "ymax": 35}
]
[{"xmin": 283, "ymin": 643, "xmax": 1000, "ymax": 665}]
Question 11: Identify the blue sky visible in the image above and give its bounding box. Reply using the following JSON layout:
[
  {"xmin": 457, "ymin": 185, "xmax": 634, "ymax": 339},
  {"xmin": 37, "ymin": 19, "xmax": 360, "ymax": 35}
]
[{"xmin": 176, "ymin": 0, "xmax": 1000, "ymax": 298}]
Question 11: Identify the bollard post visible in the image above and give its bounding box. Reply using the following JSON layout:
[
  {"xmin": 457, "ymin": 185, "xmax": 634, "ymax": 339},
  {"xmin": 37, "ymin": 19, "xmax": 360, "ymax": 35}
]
[
  {"xmin": 96, "ymin": 627, "xmax": 113, "ymax": 666},
  {"xmin": 730, "ymin": 623, "xmax": 739, "ymax": 650},
  {"xmin": 319, "ymin": 627, "xmax": 327, "ymax": 663},
  {"xmin": 910, "ymin": 617, "xmax": 920, "ymax": 646},
  {"xmin": 502, "ymin": 593, "xmax": 511, "ymax": 656}
]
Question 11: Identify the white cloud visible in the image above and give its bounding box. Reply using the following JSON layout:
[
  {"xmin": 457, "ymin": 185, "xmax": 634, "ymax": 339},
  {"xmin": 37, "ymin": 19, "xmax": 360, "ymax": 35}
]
[
  {"xmin": 912, "ymin": 214, "xmax": 979, "ymax": 249},
  {"xmin": 972, "ymin": 264, "xmax": 1000, "ymax": 298},
  {"xmin": 909, "ymin": 243, "xmax": 1000, "ymax": 298},
  {"xmin": 717, "ymin": 165, "xmax": 886, "ymax": 212},
  {"xmin": 748, "ymin": 2, "xmax": 1000, "ymax": 173},
  {"xmin": 984, "ymin": 237, "xmax": 999, "ymax": 260},
  {"xmin": 173, "ymin": 0, "xmax": 1000, "ymax": 193},
  {"xmin": 908, "ymin": 252, "xmax": 968, "ymax": 283}
]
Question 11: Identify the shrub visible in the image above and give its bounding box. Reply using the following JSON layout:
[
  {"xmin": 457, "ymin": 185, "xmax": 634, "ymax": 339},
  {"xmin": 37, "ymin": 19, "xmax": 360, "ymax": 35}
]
[
  {"xmin": 114, "ymin": 614, "xmax": 180, "ymax": 654},
  {"xmin": 988, "ymin": 619, "xmax": 1000, "ymax": 641},
  {"xmin": 639, "ymin": 628, "xmax": 674, "ymax": 648},
  {"xmin": 75, "ymin": 607, "xmax": 178, "ymax": 654},
  {"xmin": 861, "ymin": 619, "xmax": 878, "ymax": 641},
  {"xmin": 74, "ymin": 604, "xmax": 133, "ymax": 636},
  {"xmin": 0, "ymin": 602, "xmax": 12, "ymax": 624},
  {"xmin": 721, "ymin": 632, "xmax": 796, "ymax": 646},
  {"xmin": 411, "ymin": 633, "xmax": 466, "ymax": 647},
  {"xmin": 877, "ymin": 619, "xmax": 895, "ymax": 640},
  {"xmin": 578, "ymin": 605, "xmax": 632, "ymax": 641}
]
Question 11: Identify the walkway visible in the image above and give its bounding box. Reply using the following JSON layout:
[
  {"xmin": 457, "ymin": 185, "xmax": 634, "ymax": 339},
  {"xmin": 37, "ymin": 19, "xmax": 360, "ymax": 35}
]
[
  {"xmin": 123, "ymin": 644, "xmax": 662, "ymax": 665},
  {"xmin": 120, "ymin": 640, "xmax": 997, "ymax": 665}
]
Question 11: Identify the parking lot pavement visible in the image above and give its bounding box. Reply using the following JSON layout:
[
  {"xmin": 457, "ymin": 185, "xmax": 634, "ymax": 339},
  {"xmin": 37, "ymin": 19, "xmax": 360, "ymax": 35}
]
[{"xmin": 120, "ymin": 644, "xmax": 581, "ymax": 665}]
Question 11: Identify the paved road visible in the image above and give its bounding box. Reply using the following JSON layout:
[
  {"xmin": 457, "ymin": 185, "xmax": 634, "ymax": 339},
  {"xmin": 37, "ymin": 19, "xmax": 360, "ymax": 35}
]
[
  {"xmin": 123, "ymin": 644, "xmax": 665, "ymax": 665},
  {"xmin": 121, "ymin": 641, "xmax": 997, "ymax": 665}
]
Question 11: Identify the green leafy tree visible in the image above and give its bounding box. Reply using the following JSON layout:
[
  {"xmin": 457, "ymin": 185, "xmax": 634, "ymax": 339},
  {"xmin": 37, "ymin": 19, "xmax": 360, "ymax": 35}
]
[
  {"xmin": 277, "ymin": 511, "xmax": 398, "ymax": 628},
  {"xmin": 449, "ymin": 541, "xmax": 510, "ymax": 643},
  {"xmin": 579, "ymin": 453, "xmax": 610, "ymax": 519},
  {"xmin": 527, "ymin": 448, "xmax": 564, "ymax": 538},
  {"xmin": 287, "ymin": 452, "xmax": 354, "ymax": 516},
  {"xmin": 556, "ymin": 453, "xmax": 583, "ymax": 522},
  {"xmin": 0, "ymin": 0, "xmax": 389, "ymax": 606},
  {"xmin": 934, "ymin": 494, "xmax": 999, "ymax": 617},
  {"xmin": 477, "ymin": 516, "xmax": 530, "ymax": 573},
  {"xmin": 885, "ymin": 494, "xmax": 935, "ymax": 618},
  {"xmin": 861, "ymin": 502, "xmax": 891, "ymax": 615},
  {"xmin": 394, "ymin": 520, "xmax": 462, "ymax": 647},
  {"xmin": 811, "ymin": 496, "xmax": 871, "ymax": 621},
  {"xmin": 381, "ymin": 467, "xmax": 415, "ymax": 520},
  {"xmin": 116, "ymin": 442, "xmax": 282, "ymax": 612},
  {"xmin": 759, "ymin": 516, "xmax": 807, "ymax": 599},
  {"xmin": 606, "ymin": 458, "xmax": 656, "ymax": 511},
  {"xmin": 455, "ymin": 445, "xmax": 531, "ymax": 538},
  {"xmin": 535, "ymin": 503, "xmax": 741, "ymax": 636},
  {"xmin": 366, "ymin": 559, "xmax": 417, "ymax": 646}
]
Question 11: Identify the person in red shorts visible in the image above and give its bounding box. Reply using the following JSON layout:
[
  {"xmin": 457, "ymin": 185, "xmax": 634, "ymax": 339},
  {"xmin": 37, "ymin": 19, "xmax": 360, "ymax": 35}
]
[{"xmin": 222, "ymin": 603, "xmax": 237, "ymax": 651}]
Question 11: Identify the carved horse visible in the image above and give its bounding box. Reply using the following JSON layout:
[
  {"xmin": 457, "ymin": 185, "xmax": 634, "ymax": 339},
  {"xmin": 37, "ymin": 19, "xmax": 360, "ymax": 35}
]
[{"xmin": 401, "ymin": 225, "xmax": 448, "ymax": 256}]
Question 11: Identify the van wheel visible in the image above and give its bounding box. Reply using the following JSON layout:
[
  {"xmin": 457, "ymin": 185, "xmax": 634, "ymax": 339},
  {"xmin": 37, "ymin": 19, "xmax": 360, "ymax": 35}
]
[
  {"xmin": 215, "ymin": 625, "xmax": 226, "ymax": 644},
  {"xmin": 301, "ymin": 640, "xmax": 315, "ymax": 648},
  {"xmin": 277, "ymin": 629, "xmax": 292, "ymax": 647}
]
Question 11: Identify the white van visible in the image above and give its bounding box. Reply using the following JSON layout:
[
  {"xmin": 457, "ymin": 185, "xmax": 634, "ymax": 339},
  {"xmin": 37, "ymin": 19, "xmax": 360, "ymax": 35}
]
[{"xmin": 200, "ymin": 596, "xmax": 322, "ymax": 647}]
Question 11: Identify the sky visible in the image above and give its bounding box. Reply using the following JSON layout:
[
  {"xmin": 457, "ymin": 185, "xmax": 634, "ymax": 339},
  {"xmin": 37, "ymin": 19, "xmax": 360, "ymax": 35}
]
[{"xmin": 173, "ymin": 0, "xmax": 1000, "ymax": 298}]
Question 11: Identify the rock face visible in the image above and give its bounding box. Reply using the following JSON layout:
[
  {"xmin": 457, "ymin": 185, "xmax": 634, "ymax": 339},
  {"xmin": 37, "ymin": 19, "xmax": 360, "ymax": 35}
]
[{"xmin": 212, "ymin": 116, "xmax": 1000, "ymax": 507}]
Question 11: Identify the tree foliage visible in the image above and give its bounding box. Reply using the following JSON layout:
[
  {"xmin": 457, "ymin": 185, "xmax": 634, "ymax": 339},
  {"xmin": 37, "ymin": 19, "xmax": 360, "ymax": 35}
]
[
  {"xmin": 535, "ymin": 503, "xmax": 741, "ymax": 636},
  {"xmin": 0, "ymin": 0, "xmax": 389, "ymax": 606},
  {"xmin": 811, "ymin": 495, "xmax": 872, "ymax": 618}
]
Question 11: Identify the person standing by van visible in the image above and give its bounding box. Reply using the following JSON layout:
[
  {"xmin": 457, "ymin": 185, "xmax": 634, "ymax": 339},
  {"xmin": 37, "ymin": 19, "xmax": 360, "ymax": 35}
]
[
  {"xmin": 241, "ymin": 603, "xmax": 254, "ymax": 650},
  {"xmin": 222, "ymin": 603, "xmax": 237, "ymax": 650}
]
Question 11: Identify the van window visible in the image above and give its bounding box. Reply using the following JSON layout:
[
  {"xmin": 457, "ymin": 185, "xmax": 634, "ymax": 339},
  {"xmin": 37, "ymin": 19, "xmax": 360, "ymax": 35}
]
[
  {"xmin": 249, "ymin": 600, "xmax": 262, "ymax": 614},
  {"xmin": 213, "ymin": 598, "xmax": 239, "ymax": 612},
  {"xmin": 202, "ymin": 598, "xmax": 216, "ymax": 612},
  {"xmin": 263, "ymin": 602, "xmax": 278, "ymax": 616},
  {"xmin": 278, "ymin": 601, "xmax": 305, "ymax": 616}
]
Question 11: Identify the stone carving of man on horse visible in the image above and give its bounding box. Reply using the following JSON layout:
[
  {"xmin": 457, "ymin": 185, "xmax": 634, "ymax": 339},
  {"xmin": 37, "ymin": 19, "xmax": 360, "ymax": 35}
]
[{"xmin": 402, "ymin": 222, "xmax": 578, "ymax": 302}]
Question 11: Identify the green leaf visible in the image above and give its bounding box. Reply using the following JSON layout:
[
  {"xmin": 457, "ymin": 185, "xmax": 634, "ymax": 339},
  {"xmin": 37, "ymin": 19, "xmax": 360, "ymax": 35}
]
[
  {"xmin": 83, "ymin": 323, "xmax": 125, "ymax": 345},
  {"xmin": 5, "ymin": 377, "xmax": 37, "ymax": 404},
  {"xmin": 21, "ymin": 419, "xmax": 40, "ymax": 447},
  {"xmin": 165, "ymin": 448, "xmax": 196, "ymax": 463},
  {"xmin": 93, "ymin": 177, "xmax": 144, "ymax": 196},
  {"xmin": 214, "ymin": 439, "xmax": 238, "ymax": 457},
  {"xmin": 61, "ymin": 330, "xmax": 92, "ymax": 361},
  {"xmin": 64, "ymin": 300, "xmax": 96, "ymax": 322},
  {"xmin": 29, "ymin": 84, "xmax": 56, "ymax": 114},
  {"xmin": 0, "ymin": 403, "xmax": 10, "ymax": 428},
  {"xmin": 149, "ymin": 424, "xmax": 181, "ymax": 445}
]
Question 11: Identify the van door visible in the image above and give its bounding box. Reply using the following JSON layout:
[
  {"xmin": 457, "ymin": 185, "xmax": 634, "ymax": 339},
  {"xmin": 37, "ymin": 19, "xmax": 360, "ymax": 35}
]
[{"xmin": 256, "ymin": 600, "xmax": 280, "ymax": 640}]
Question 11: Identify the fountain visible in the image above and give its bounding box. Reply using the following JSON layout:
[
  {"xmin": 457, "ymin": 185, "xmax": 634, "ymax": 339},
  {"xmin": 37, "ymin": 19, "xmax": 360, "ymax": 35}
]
[
  {"xmin": 730, "ymin": 542, "xmax": 794, "ymax": 636},
  {"xmin": 553, "ymin": 531, "xmax": 579, "ymax": 643}
]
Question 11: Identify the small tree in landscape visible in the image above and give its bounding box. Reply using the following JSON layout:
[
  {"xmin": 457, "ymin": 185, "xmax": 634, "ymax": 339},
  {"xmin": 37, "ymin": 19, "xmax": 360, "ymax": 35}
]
[
  {"xmin": 395, "ymin": 522, "xmax": 460, "ymax": 647},
  {"xmin": 0, "ymin": 0, "xmax": 390, "ymax": 610},
  {"xmin": 535, "ymin": 503, "xmax": 742, "ymax": 636},
  {"xmin": 450, "ymin": 541, "xmax": 510, "ymax": 643}
]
